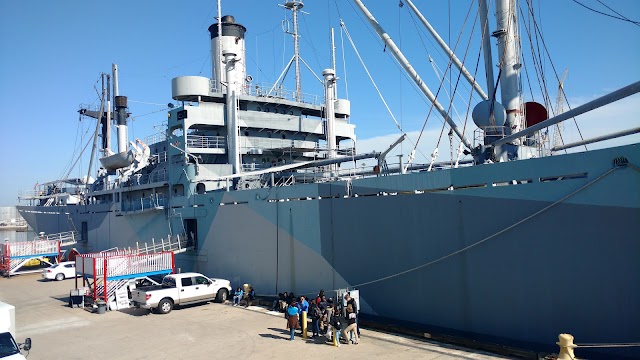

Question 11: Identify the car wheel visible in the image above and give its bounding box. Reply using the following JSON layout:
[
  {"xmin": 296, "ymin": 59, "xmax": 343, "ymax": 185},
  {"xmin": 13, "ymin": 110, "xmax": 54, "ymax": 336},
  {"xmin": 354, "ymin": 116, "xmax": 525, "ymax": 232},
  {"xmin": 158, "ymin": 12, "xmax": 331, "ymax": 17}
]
[
  {"xmin": 215, "ymin": 288, "xmax": 228, "ymax": 303},
  {"xmin": 157, "ymin": 298, "xmax": 173, "ymax": 314},
  {"xmin": 55, "ymin": 273, "xmax": 65, "ymax": 281}
]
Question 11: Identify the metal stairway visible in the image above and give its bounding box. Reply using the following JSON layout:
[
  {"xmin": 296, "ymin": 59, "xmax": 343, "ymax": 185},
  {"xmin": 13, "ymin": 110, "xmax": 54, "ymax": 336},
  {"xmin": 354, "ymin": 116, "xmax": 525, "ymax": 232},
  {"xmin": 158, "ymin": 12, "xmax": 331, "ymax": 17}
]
[
  {"xmin": 133, "ymin": 233, "xmax": 193, "ymax": 255},
  {"xmin": 1, "ymin": 237, "xmax": 63, "ymax": 277},
  {"xmin": 38, "ymin": 230, "xmax": 79, "ymax": 247},
  {"xmin": 76, "ymin": 233, "xmax": 193, "ymax": 310}
]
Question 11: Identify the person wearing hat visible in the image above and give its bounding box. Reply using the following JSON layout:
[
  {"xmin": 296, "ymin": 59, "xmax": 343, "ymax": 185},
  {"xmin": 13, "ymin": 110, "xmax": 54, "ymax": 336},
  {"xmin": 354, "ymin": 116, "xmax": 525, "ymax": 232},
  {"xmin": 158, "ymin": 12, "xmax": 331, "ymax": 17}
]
[{"xmin": 286, "ymin": 300, "xmax": 300, "ymax": 341}]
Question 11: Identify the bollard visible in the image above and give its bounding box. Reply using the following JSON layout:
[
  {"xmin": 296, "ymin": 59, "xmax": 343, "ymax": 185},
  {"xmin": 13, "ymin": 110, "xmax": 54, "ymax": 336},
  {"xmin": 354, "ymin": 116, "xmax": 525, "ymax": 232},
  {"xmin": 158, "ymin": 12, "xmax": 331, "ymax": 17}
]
[
  {"xmin": 557, "ymin": 333, "xmax": 577, "ymax": 360},
  {"xmin": 302, "ymin": 311, "xmax": 307, "ymax": 339},
  {"xmin": 333, "ymin": 328, "xmax": 338, "ymax": 347}
]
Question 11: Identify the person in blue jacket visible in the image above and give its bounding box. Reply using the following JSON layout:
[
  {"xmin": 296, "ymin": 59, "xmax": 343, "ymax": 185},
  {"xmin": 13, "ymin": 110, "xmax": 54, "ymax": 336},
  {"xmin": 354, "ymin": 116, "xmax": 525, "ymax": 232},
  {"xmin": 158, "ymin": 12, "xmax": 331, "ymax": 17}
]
[
  {"xmin": 297, "ymin": 296, "xmax": 309, "ymax": 334},
  {"xmin": 233, "ymin": 287, "xmax": 243, "ymax": 306},
  {"xmin": 286, "ymin": 300, "xmax": 300, "ymax": 340}
]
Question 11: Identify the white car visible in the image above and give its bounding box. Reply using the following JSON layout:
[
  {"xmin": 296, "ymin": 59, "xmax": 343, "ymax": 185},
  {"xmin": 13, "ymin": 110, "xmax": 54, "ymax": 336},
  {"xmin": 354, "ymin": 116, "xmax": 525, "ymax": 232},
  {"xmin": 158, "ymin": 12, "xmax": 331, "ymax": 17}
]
[{"xmin": 42, "ymin": 261, "xmax": 78, "ymax": 281}]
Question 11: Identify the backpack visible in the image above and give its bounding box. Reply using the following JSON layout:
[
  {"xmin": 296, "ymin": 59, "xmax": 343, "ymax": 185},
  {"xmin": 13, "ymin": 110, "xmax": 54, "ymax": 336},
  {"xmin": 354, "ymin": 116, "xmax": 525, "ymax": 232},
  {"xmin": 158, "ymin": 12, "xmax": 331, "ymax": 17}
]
[
  {"xmin": 311, "ymin": 305, "xmax": 321, "ymax": 319},
  {"xmin": 331, "ymin": 315, "xmax": 342, "ymax": 330}
]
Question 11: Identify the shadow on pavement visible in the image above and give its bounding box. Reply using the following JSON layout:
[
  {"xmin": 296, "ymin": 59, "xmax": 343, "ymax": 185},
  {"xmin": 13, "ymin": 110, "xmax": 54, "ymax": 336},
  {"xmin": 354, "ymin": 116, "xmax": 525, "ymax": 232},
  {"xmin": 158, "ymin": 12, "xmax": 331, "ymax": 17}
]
[
  {"xmin": 259, "ymin": 333, "xmax": 289, "ymax": 341},
  {"xmin": 119, "ymin": 307, "xmax": 152, "ymax": 317}
]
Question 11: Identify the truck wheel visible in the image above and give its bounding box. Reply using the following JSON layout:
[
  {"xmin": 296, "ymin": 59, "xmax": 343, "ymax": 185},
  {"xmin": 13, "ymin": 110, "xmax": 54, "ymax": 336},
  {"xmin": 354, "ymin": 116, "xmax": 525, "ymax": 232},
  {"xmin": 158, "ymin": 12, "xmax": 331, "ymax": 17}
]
[
  {"xmin": 215, "ymin": 289, "xmax": 228, "ymax": 303},
  {"xmin": 55, "ymin": 273, "xmax": 65, "ymax": 281},
  {"xmin": 158, "ymin": 298, "xmax": 173, "ymax": 314}
]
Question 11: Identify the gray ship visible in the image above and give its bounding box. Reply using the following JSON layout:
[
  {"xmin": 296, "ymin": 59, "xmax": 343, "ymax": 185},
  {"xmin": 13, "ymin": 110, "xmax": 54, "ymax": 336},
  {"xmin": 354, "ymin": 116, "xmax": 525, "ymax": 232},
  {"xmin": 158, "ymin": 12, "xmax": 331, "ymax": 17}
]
[{"xmin": 16, "ymin": 1, "xmax": 640, "ymax": 358}]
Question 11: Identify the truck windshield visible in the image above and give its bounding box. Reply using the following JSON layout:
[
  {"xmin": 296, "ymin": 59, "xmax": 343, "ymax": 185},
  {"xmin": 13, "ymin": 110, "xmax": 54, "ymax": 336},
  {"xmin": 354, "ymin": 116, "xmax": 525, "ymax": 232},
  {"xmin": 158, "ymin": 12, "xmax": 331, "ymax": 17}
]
[
  {"xmin": 161, "ymin": 277, "xmax": 176, "ymax": 288},
  {"xmin": 0, "ymin": 332, "xmax": 20, "ymax": 358}
]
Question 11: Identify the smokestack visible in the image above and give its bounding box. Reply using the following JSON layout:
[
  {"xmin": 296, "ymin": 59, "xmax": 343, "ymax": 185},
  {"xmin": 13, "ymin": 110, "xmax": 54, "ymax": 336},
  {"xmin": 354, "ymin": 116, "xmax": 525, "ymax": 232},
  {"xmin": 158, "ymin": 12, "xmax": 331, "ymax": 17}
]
[{"xmin": 208, "ymin": 15, "xmax": 247, "ymax": 92}]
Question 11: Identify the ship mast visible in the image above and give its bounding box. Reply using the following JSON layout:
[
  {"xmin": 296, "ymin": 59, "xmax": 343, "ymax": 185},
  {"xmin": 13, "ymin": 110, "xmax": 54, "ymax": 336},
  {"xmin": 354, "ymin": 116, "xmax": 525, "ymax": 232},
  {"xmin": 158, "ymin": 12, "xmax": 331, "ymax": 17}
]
[
  {"xmin": 494, "ymin": 0, "xmax": 522, "ymax": 138},
  {"xmin": 478, "ymin": 0, "xmax": 496, "ymax": 98},
  {"xmin": 286, "ymin": 1, "xmax": 304, "ymax": 102}
]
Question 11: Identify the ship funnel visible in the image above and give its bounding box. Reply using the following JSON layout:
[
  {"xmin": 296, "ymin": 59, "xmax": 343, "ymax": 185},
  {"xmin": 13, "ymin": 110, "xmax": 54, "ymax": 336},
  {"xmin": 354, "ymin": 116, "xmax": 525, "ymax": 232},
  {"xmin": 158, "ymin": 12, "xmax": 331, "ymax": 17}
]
[{"xmin": 208, "ymin": 15, "xmax": 247, "ymax": 92}]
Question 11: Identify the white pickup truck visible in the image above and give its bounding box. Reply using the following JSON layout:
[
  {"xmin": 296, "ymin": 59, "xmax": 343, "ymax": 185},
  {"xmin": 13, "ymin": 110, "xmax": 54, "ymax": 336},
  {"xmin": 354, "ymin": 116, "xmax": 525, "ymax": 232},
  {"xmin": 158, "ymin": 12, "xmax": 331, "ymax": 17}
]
[{"xmin": 131, "ymin": 272, "xmax": 231, "ymax": 314}]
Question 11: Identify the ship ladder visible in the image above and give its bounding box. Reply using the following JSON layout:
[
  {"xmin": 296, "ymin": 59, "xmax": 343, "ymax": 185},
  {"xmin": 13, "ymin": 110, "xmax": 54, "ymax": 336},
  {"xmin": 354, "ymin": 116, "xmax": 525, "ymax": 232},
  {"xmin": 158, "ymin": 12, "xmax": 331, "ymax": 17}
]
[
  {"xmin": 37, "ymin": 230, "xmax": 79, "ymax": 248},
  {"xmin": 135, "ymin": 234, "xmax": 194, "ymax": 255}
]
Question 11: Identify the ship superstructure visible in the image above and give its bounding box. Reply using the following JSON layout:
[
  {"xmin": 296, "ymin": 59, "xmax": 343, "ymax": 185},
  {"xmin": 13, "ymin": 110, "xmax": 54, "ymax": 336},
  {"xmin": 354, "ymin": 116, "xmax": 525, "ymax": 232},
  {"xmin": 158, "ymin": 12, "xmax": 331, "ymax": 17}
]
[{"xmin": 15, "ymin": 2, "xmax": 640, "ymax": 359}]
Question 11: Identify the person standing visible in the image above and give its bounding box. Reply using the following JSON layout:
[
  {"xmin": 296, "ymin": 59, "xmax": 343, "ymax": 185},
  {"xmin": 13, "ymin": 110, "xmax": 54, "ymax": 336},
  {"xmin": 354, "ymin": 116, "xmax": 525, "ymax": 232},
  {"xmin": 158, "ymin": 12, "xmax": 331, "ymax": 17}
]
[
  {"xmin": 331, "ymin": 307, "xmax": 343, "ymax": 347},
  {"xmin": 344, "ymin": 292, "xmax": 360, "ymax": 335},
  {"xmin": 297, "ymin": 295, "xmax": 309, "ymax": 335},
  {"xmin": 309, "ymin": 301, "xmax": 321, "ymax": 338},
  {"xmin": 343, "ymin": 304, "xmax": 359, "ymax": 344},
  {"xmin": 286, "ymin": 300, "xmax": 300, "ymax": 341},
  {"xmin": 325, "ymin": 298, "xmax": 335, "ymax": 342},
  {"xmin": 316, "ymin": 289, "xmax": 325, "ymax": 305},
  {"xmin": 318, "ymin": 295, "xmax": 328, "ymax": 334}
]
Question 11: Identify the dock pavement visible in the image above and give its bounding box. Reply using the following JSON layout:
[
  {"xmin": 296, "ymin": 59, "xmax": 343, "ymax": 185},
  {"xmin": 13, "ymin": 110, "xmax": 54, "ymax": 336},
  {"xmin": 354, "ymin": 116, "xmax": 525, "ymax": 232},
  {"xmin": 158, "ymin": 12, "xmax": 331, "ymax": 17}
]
[{"xmin": 1, "ymin": 273, "xmax": 515, "ymax": 359}]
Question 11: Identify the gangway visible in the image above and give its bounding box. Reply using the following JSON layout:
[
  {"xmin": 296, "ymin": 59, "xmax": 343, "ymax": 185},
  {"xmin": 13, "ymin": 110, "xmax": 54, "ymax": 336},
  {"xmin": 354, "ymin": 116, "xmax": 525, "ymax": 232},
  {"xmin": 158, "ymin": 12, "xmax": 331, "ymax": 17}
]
[
  {"xmin": 36, "ymin": 230, "xmax": 79, "ymax": 247},
  {"xmin": 1, "ymin": 240, "xmax": 59, "ymax": 277},
  {"xmin": 135, "ymin": 233, "xmax": 194, "ymax": 255},
  {"xmin": 76, "ymin": 251, "xmax": 175, "ymax": 309},
  {"xmin": 0, "ymin": 231, "xmax": 78, "ymax": 277},
  {"xmin": 70, "ymin": 233, "xmax": 192, "ymax": 310}
]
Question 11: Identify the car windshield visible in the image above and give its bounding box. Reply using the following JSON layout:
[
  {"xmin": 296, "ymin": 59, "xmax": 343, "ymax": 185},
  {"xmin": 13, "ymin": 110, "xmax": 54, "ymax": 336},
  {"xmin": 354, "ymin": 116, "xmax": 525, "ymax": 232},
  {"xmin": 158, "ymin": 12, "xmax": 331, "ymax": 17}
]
[
  {"xmin": 50, "ymin": 264, "xmax": 60, "ymax": 268},
  {"xmin": 0, "ymin": 332, "xmax": 20, "ymax": 357}
]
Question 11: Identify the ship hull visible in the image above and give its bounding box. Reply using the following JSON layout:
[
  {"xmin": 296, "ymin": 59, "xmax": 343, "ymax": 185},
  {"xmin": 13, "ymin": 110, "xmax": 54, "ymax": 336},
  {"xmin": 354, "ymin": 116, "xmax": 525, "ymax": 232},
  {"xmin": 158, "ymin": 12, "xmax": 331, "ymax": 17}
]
[{"xmin": 18, "ymin": 144, "xmax": 640, "ymax": 358}]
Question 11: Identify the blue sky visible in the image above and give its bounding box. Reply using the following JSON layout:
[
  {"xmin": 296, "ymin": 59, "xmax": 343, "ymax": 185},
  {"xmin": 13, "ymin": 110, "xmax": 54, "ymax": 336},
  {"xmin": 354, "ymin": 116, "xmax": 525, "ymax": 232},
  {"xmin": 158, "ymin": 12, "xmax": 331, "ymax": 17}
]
[{"xmin": 0, "ymin": 0, "xmax": 638, "ymax": 206}]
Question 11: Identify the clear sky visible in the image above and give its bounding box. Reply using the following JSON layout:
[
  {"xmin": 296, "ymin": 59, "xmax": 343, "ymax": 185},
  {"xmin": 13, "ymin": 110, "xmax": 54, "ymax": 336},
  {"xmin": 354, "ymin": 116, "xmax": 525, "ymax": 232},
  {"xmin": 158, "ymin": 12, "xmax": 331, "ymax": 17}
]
[{"xmin": 1, "ymin": 0, "xmax": 639, "ymax": 206}]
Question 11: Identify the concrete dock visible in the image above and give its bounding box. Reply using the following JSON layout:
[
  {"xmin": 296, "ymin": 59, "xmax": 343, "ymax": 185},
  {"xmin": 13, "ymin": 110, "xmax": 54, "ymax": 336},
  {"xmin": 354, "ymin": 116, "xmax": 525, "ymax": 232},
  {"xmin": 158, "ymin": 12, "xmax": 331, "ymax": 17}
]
[{"xmin": 1, "ymin": 273, "xmax": 515, "ymax": 359}]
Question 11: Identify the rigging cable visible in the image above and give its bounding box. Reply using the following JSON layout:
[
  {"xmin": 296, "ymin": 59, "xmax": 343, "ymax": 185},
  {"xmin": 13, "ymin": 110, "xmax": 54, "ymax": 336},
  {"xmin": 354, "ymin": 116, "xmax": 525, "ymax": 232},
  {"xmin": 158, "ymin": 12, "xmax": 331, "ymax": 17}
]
[
  {"xmin": 456, "ymin": 29, "xmax": 487, "ymax": 168},
  {"xmin": 403, "ymin": 0, "xmax": 476, "ymax": 170},
  {"xmin": 300, "ymin": 13, "xmax": 325, "ymax": 70},
  {"xmin": 430, "ymin": 6, "xmax": 480, "ymax": 171},
  {"xmin": 519, "ymin": 3, "xmax": 553, "ymax": 113},
  {"xmin": 339, "ymin": 19, "xmax": 426, "ymax": 161},
  {"xmin": 339, "ymin": 21, "xmax": 349, "ymax": 100},
  {"xmin": 62, "ymin": 121, "xmax": 99, "ymax": 181},
  {"xmin": 570, "ymin": 0, "xmax": 640, "ymax": 27},
  {"xmin": 339, "ymin": 22, "xmax": 402, "ymax": 133},
  {"xmin": 344, "ymin": 0, "xmax": 433, "ymax": 107},
  {"xmin": 404, "ymin": 6, "xmax": 476, "ymax": 112},
  {"xmin": 58, "ymin": 112, "xmax": 89, "ymax": 181},
  {"xmin": 523, "ymin": 0, "xmax": 587, "ymax": 150}
]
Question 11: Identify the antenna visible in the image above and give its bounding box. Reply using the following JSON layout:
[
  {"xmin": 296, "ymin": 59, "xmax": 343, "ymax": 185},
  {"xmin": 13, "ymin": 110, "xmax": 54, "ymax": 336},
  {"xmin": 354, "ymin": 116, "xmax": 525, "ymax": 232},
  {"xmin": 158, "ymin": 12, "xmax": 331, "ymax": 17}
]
[{"xmin": 279, "ymin": 1, "xmax": 308, "ymax": 101}]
